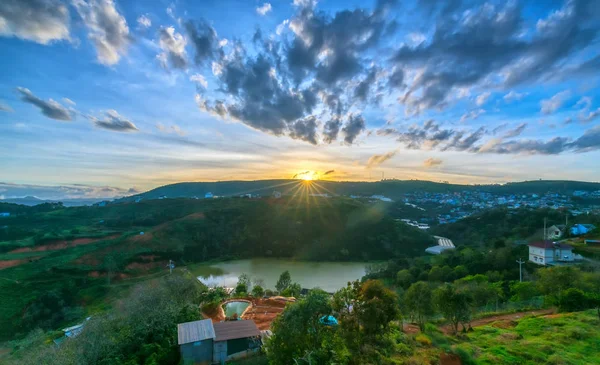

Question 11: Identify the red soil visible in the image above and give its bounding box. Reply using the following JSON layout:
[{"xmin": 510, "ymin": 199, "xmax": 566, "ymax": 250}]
[
  {"xmin": 403, "ymin": 308, "xmax": 555, "ymax": 335},
  {"xmin": 439, "ymin": 353, "xmax": 462, "ymax": 365},
  {"xmin": 0, "ymin": 257, "xmax": 42, "ymax": 270},
  {"xmin": 125, "ymin": 261, "xmax": 166, "ymax": 271},
  {"xmin": 10, "ymin": 234, "xmax": 119, "ymax": 253}
]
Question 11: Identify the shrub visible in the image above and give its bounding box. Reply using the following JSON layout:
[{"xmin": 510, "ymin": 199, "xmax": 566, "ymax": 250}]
[{"xmin": 415, "ymin": 334, "xmax": 431, "ymax": 346}]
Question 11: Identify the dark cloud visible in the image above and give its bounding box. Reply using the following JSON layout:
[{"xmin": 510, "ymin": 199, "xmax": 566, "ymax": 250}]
[
  {"xmin": 503, "ymin": 123, "xmax": 527, "ymax": 139},
  {"xmin": 354, "ymin": 68, "xmax": 378, "ymax": 102},
  {"xmin": 17, "ymin": 87, "xmax": 72, "ymax": 121},
  {"xmin": 394, "ymin": 0, "xmax": 599, "ymax": 113},
  {"xmin": 92, "ymin": 110, "xmax": 139, "ymax": 132},
  {"xmin": 323, "ymin": 170, "xmax": 335, "ymax": 175},
  {"xmin": 388, "ymin": 68, "xmax": 404, "ymax": 89},
  {"xmin": 185, "ymin": 19, "xmax": 220, "ymax": 65},
  {"xmin": 366, "ymin": 150, "xmax": 397, "ymax": 169},
  {"xmin": 0, "ymin": 0, "xmax": 70, "ymax": 44},
  {"xmin": 0, "ymin": 182, "xmax": 138, "ymax": 200},
  {"xmin": 72, "ymin": 0, "xmax": 131, "ymax": 66},
  {"xmin": 322, "ymin": 117, "xmax": 342, "ymax": 143},
  {"xmin": 342, "ymin": 114, "xmax": 366, "ymax": 145},
  {"xmin": 289, "ymin": 116, "xmax": 318, "ymax": 145}
]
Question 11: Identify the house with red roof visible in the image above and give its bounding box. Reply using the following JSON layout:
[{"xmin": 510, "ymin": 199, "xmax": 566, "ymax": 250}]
[{"xmin": 528, "ymin": 241, "xmax": 574, "ymax": 266}]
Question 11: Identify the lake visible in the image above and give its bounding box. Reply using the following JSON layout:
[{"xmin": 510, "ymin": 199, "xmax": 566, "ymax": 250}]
[{"xmin": 194, "ymin": 258, "xmax": 369, "ymax": 293}]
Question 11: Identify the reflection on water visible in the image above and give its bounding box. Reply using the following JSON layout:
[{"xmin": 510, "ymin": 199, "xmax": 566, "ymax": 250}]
[
  {"xmin": 194, "ymin": 258, "xmax": 367, "ymax": 293},
  {"xmin": 223, "ymin": 301, "xmax": 250, "ymax": 317}
]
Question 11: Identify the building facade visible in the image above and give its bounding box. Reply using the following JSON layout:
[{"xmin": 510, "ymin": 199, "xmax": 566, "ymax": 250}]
[{"xmin": 528, "ymin": 241, "xmax": 574, "ymax": 266}]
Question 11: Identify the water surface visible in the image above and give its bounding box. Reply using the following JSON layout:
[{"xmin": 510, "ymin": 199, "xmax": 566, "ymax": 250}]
[
  {"xmin": 194, "ymin": 258, "xmax": 367, "ymax": 293},
  {"xmin": 223, "ymin": 301, "xmax": 250, "ymax": 317}
]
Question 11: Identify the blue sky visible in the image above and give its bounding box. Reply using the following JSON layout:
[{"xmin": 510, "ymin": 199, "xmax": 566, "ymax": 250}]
[{"xmin": 0, "ymin": 0, "xmax": 599, "ymax": 199}]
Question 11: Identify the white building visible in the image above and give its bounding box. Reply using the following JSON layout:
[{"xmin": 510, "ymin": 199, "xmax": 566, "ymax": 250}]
[{"xmin": 528, "ymin": 241, "xmax": 574, "ymax": 266}]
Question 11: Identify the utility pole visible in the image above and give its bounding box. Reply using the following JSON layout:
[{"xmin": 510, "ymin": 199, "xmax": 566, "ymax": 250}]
[
  {"xmin": 516, "ymin": 258, "xmax": 525, "ymax": 282},
  {"xmin": 167, "ymin": 259, "xmax": 174, "ymax": 274},
  {"xmin": 543, "ymin": 217, "xmax": 547, "ymax": 241}
]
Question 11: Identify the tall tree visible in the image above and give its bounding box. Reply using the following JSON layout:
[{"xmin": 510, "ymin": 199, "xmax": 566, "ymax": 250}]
[
  {"xmin": 276, "ymin": 270, "xmax": 292, "ymax": 293},
  {"xmin": 404, "ymin": 281, "xmax": 434, "ymax": 331},
  {"xmin": 434, "ymin": 284, "xmax": 472, "ymax": 334}
]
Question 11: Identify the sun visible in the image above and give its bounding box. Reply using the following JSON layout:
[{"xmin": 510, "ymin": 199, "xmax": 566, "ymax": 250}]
[
  {"xmin": 295, "ymin": 171, "xmax": 318, "ymax": 181},
  {"xmin": 302, "ymin": 175, "xmax": 314, "ymax": 181}
]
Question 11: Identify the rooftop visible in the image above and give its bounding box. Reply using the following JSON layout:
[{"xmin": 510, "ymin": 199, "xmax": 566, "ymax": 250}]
[
  {"xmin": 177, "ymin": 319, "xmax": 216, "ymax": 345},
  {"xmin": 214, "ymin": 320, "xmax": 260, "ymax": 342},
  {"xmin": 528, "ymin": 241, "xmax": 573, "ymax": 250}
]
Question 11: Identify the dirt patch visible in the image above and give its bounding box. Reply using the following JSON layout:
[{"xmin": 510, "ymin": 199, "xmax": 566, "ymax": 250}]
[
  {"xmin": 126, "ymin": 261, "xmax": 166, "ymax": 271},
  {"xmin": 139, "ymin": 255, "xmax": 160, "ymax": 261},
  {"xmin": 492, "ymin": 320, "xmax": 518, "ymax": 329},
  {"xmin": 543, "ymin": 313, "xmax": 564, "ymax": 319},
  {"xmin": 439, "ymin": 353, "xmax": 462, "ymax": 365},
  {"xmin": 0, "ymin": 257, "xmax": 42, "ymax": 270},
  {"xmin": 88, "ymin": 271, "xmax": 104, "ymax": 278},
  {"xmin": 438, "ymin": 309, "xmax": 555, "ymax": 335},
  {"xmin": 241, "ymin": 298, "xmax": 288, "ymax": 330},
  {"xmin": 130, "ymin": 232, "xmax": 153, "ymax": 243},
  {"xmin": 10, "ymin": 234, "xmax": 119, "ymax": 254},
  {"xmin": 185, "ymin": 212, "xmax": 205, "ymax": 219}
]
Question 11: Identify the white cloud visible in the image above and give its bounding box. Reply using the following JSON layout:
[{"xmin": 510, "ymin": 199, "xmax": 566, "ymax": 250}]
[
  {"xmin": 219, "ymin": 39, "xmax": 228, "ymax": 47},
  {"xmin": 256, "ymin": 3, "xmax": 272, "ymax": 16},
  {"xmin": 190, "ymin": 74, "xmax": 208, "ymax": 88},
  {"xmin": 157, "ymin": 26, "xmax": 187, "ymax": 69},
  {"xmin": 460, "ymin": 109, "xmax": 485, "ymax": 122},
  {"xmin": 476, "ymin": 91, "xmax": 491, "ymax": 106},
  {"xmin": 137, "ymin": 14, "xmax": 151, "ymax": 28},
  {"xmin": 276, "ymin": 19, "xmax": 290, "ymax": 35},
  {"xmin": 503, "ymin": 90, "xmax": 527, "ymax": 102},
  {"xmin": 62, "ymin": 97, "xmax": 76, "ymax": 106},
  {"xmin": 0, "ymin": 0, "xmax": 70, "ymax": 44},
  {"xmin": 540, "ymin": 90, "xmax": 571, "ymax": 114},
  {"xmin": 72, "ymin": 0, "xmax": 130, "ymax": 66},
  {"xmin": 156, "ymin": 122, "xmax": 186, "ymax": 136}
]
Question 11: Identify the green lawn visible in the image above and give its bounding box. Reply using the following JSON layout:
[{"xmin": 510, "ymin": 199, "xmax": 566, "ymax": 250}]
[{"xmin": 453, "ymin": 310, "xmax": 600, "ymax": 364}]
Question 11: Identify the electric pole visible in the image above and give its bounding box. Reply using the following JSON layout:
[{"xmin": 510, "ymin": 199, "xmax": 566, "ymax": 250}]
[
  {"xmin": 167, "ymin": 259, "xmax": 174, "ymax": 274},
  {"xmin": 516, "ymin": 258, "xmax": 525, "ymax": 282}
]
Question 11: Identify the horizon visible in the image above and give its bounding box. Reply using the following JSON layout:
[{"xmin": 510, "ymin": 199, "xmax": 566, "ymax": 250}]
[
  {"xmin": 2, "ymin": 0, "xmax": 599, "ymax": 200},
  {"xmin": 2, "ymin": 177, "xmax": 600, "ymax": 201}
]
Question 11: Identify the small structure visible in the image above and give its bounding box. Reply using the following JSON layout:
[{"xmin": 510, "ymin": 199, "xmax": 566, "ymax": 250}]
[
  {"xmin": 272, "ymin": 191, "xmax": 282, "ymax": 198},
  {"xmin": 178, "ymin": 319, "xmax": 261, "ymax": 365},
  {"xmin": 205, "ymin": 192, "xmax": 214, "ymax": 199},
  {"xmin": 570, "ymin": 224, "xmax": 596, "ymax": 236},
  {"xmin": 528, "ymin": 241, "xmax": 574, "ymax": 266},
  {"xmin": 0, "ymin": 212, "xmax": 10, "ymax": 217},
  {"xmin": 425, "ymin": 236, "xmax": 455, "ymax": 255},
  {"xmin": 178, "ymin": 319, "xmax": 216, "ymax": 365},
  {"xmin": 546, "ymin": 224, "xmax": 565, "ymax": 239}
]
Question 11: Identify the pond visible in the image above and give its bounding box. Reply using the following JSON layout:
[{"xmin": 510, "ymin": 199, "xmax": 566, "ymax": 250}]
[
  {"xmin": 194, "ymin": 258, "xmax": 369, "ymax": 293},
  {"xmin": 223, "ymin": 301, "xmax": 250, "ymax": 317}
]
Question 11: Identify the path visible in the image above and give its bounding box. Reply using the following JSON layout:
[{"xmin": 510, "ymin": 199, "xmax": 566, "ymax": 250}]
[{"xmin": 404, "ymin": 308, "xmax": 555, "ymax": 335}]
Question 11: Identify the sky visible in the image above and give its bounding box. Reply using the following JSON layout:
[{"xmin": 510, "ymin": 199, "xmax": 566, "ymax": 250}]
[{"xmin": 0, "ymin": 0, "xmax": 599, "ymax": 200}]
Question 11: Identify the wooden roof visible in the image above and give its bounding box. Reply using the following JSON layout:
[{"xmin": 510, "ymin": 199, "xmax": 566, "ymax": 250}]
[
  {"xmin": 177, "ymin": 319, "xmax": 216, "ymax": 345},
  {"xmin": 213, "ymin": 320, "xmax": 260, "ymax": 342}
]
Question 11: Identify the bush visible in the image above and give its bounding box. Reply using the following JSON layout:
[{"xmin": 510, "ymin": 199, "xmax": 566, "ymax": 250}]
[
  {"xmin": 415, "ymin": 334, "xmax": 431, "ymax": 346},
  {"xmin": 559, "ymin": 288, "xmax": 588, "ymax": 312}
]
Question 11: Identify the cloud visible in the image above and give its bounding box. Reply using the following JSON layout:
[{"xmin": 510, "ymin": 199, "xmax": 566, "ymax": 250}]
[
  {"xmin": 0, "ymin": 0, "xmax": 70, "ymax": 44},
  {"xmin": 0, "ymin": 100, "xmax": 13, "ymax": 112},
  {"xmin": 342, "ymin": 114, "xmax": 366, "ymax": 145},
  {"xmin": 91, "ymin": 109, "xmax": 138, "ymax": 132},
  {"xmin": 423, "ymin": 157, "xmax": 442, "ymax": 168},
  {"xmin": 502, "ymin": 123, "xmax": 527, "ymax": 138},
  {"xmin": 366, "ymin": 150, "xmax": 397, "ymax": 169},
  {"xmin": 185, "ymin": 19, "xmax": 221, "ymax": 66},
  {"xmin": 322, "ymin": 117, "xmax": 342, "ymax": 144},
  {"xmin": 540, "ymin": 90, "xmax": 571, "ymax": 114},
  {"xmin": 190, "ymin": 73, "xmax": 208, "ymax": 89},
  {"xmin": 62, "ymin": 98, "xmax": 76, "ymax": 106},
  {"xmin": 503, "ymin": 90, "xmax": 527, "ymax": 102},
  {"xmin": 476, "ymin": 91, "xmax": 491, "ymax": 106},
  {"xmin": 137, "ymin": 14, "xmax": 151, "ymax": 28},
  {"xmin": 73, "ymin": 0, "xmax": 131, "ymax": 66},
  {"xmin": 157, "ymin": 26, "xmax": 187, "ymax": 69},
  {"xmin": 17, "ymin": 87, "xmax": 72, "ymax": 121},
  {"xmin": 460, "ymin": 109, "xmax": 485, "ymax": 122},
  {"xmin": 156, "ymin": 122, "xmax": 186, "ymax": 136},
  {"xmin": 289, "ymin": 115, "xmax": 318, "ymax": 145},
  {"xmin": 393, "ymin": 0, "xmax": 599, "ymax": 114},
  {"xmin": 256, "ymin": 3, "xmax": 272, "ymax": 16},
  {"xmin": 323, "ymin": 170, "xmax": 335, "ymax": 175}
]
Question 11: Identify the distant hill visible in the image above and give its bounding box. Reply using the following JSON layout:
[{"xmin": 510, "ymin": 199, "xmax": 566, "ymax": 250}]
[
  {"xmin": 0, "ymin": 196, "xmax": 104, "ymax": 207},
  {"xmin": 121, "ymin": 179, "xmax": 600, "ymax": 202}
]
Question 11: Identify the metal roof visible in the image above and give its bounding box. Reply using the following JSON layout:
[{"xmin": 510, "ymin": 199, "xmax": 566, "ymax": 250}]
[
  {"xmin": 528, "ymin": 241, "xmax": 573, "ymax": 249},
  {"xmin": 213, "ymin": 320, "xmax": 260, "ymax": 342},
  {"xmin": 177, "ymin": 319, "xmax": 216, "ymax": 345}
]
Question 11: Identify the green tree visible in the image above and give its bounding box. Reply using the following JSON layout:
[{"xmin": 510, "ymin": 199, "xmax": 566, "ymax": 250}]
[
  {"xmin": 537, "ymin": 266, "xmax": 582, "ymax": 306},
  {"xmin": 267, "ymin": 290, "xmax": 336, "ymax": 365},
  {"xmin": 251, "ymin": 285, "xmax": 265, "ymax": 298},
  {"xmin": 281, "ymin": 282, "xmax": 301, "ymax": 297},
  {"xmin": 434, "ymin": 284, "xmax": 472, "ymax": 334},
  {"xmin": 235, "ymin": 282, "xmax": 248, "ymax": 296},
  {"xmin": 404, "ymin": 281, "xmax": 434, "ymax": 331},
  {"xmin": 585, "ymin": 292, "xmax": 600, "ymax": 320},
  {"xmin": 396, "ymin": 269, "xmax": 413, "ymax": 289},
  {"xmin": 509, "ymin": 281, "xmax": 539, "ymax": 302},
  {"xmin": 238, "ymin": 273, "xmax": 251, "ymax": 289},
  {"xmin": 276, "ymin": 270, "xmax": 292, "ymax": 293},
  {"xmin": 356, "ymin": 280, "xmax": 400, "ymax": 338},
  {"xmin": 558, "ymin": 288, "xmax": 588, "ymax": 312}
]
